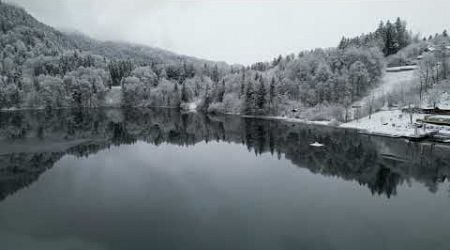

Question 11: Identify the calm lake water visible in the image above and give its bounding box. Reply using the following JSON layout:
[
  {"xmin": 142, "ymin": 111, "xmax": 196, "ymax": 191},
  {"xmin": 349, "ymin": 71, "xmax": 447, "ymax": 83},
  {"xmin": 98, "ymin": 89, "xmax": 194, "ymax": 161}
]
[{"xmin": 1, "ymin": 108, "xmax": 450, "ymax": 250}]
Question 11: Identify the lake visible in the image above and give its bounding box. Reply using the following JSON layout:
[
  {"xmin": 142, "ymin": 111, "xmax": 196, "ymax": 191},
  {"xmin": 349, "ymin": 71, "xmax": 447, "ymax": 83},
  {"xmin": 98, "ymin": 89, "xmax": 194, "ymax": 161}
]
[{"xmin": 1, "ymin": 108, "xmax": 450, "ymax": 250}]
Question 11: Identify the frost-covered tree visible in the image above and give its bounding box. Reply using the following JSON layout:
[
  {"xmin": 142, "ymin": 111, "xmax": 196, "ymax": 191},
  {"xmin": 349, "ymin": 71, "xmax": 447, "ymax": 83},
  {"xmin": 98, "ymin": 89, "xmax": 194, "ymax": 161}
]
[
  {"xmin": 428, "ymin": 88, "xmax": 441, "ymax": 109},
  {"xmin": 181, "ymin": 81, "xmax": 192, "ymax": 103},
  {"xmin": 243, "ymin": 81, "xmax": 256, "ymax": 115},
  {"xmin": 215, "ymin": 79, "xmax": 225, "ymax": 103},
  {"xmin": 108, "ymin": 60, "xmax": 133, "ymax": 87},
  {"xmin": 269, "ymin": 77, "xmax": 276, "ymax": 106},
  {"xmin": 255, "ymin": 77, "xmax": 267, "ymax": 113},
  {"xmin": 348, "ymin": 61, "xmax": 370, "ymax": 98}
]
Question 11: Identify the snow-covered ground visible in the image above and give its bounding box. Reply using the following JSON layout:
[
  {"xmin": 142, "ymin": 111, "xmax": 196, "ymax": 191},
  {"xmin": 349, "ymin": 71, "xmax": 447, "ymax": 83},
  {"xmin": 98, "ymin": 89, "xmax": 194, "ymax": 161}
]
[
  {"xmin": 340, "ymin": 109, "xmax": 450, "ymax": 137},
  {"xmin": 354, "ymin": 69, "xmax": 417, "ymax": 109},
  {"xmin": 340, "ymin": 68, "xmax": 450, "ymax": 139}
]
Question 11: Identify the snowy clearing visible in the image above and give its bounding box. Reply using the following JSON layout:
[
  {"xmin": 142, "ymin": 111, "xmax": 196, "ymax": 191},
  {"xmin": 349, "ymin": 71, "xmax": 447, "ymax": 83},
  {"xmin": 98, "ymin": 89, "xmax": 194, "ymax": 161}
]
[{"xmin": 355, "ymin": 69, "xmax": 417, "ymax": 108}]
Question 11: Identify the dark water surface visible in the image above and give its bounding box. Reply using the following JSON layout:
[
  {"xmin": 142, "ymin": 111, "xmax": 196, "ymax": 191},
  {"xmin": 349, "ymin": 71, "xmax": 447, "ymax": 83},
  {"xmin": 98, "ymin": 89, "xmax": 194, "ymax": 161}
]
[{"xmin": 1, "ymin": 108, "xmax": 450, "ymax": 250}]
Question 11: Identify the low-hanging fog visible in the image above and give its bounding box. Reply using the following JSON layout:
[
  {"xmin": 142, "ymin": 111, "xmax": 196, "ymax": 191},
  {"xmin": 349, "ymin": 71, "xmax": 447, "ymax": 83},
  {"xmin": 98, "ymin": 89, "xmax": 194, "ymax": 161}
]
[{"xmin": 5, "ymin": 0, "xmax": 450, "ymax": 65}]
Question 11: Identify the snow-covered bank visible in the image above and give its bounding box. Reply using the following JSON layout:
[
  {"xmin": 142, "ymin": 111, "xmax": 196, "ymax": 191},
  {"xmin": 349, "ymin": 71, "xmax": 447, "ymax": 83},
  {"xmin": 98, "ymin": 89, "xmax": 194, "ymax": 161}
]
[
  {"xmin": 340, "ymin": 109, "xmax": 450, "ymax": 138},
  {"xmin": 218, "ymin": 107, "xmax": 450, "ymax": 142},
  {"xmin": 3, "ymin": 105, "xmax": 450, "ymax": 142},
  {"xmin": 240, "ymin": 108, "xmax": 450, "ymax": 141}
]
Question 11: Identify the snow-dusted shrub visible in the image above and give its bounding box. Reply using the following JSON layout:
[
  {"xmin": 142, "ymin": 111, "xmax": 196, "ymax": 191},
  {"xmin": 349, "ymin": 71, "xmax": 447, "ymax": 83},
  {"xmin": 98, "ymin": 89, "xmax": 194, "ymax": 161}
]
[
  {"xmin": 387, "ymin": 42, "xmax": 428, "ymax": 67},
  {"xmin": 427, "ymin": 88, "xmax": 442, "ymax": 108},
  {"xmin": 387, "ymin": 53, "xmax": 408, "ymax": 67},
  {"xmin": 38, "ymin": 75, "xmax": 68, "ymax": 108},
  {"xmin": 122, "ymin": 76, "xmax": 144, "ymax": 106},
  {"xmin": 222, "ymin": 93, "xmax": 241, "ymax": 114}
]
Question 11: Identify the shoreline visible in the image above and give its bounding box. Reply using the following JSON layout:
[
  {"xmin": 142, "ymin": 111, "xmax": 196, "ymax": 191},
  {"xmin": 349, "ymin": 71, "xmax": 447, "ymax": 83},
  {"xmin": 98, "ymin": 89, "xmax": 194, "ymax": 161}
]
[
  {"xmin": 2, "ymin": 106, "xmax": 450, "ymax": 143},
  {"xmin": 225, "ymin": 111, "xmax": 450, "ymax": 143}
]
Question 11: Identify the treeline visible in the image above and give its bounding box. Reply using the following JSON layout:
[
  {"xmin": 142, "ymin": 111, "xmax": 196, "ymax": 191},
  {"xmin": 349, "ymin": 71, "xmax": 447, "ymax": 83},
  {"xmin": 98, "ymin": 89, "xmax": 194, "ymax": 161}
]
[
  {"xmin": 122, "ymin": 45, "xmax": 384, "ymax": 121},
  {"xmin": 0, "ymin": 2, "xmax": 405, "ymax": 122},
  {"xmin": 0, "ymin": 3, "xmax": 232, "ymax": 110},
  {"xmin": 338, "ymin": 17, "xmax": 412, "ymax": 56}
]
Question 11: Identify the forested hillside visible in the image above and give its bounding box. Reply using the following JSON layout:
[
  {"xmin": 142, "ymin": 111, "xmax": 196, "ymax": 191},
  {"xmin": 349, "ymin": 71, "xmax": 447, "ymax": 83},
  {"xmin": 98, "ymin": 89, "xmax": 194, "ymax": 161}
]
[
  {"xmin": 2, "ymin": 2, "xmax": 445, "ymax": 122},
  {"xmin": 0, "ymin": 2, "xmax": 230, "ymax": 109}
]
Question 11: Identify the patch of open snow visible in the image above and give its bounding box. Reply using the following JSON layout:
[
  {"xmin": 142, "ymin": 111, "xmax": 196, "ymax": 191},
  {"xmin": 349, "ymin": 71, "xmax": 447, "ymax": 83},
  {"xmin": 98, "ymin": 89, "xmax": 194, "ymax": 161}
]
[
  {"xmin": 358, "ymin": 70, "xmax": 417, "ymax": 106},
  {"xmin": 347, "ymin": 69, "xmax": 418, "ymax": 120}
]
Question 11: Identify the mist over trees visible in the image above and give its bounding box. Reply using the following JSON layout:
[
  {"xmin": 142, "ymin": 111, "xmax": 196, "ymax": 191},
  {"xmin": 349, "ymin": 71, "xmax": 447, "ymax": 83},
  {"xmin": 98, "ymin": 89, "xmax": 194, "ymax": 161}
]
[
  {"xmin": 0, "ymin": 3, "xmax": 230, "ymax": 110},
  {"xmin": 1, "ymin": 3, "xmax": 449, "ymax": 121}
]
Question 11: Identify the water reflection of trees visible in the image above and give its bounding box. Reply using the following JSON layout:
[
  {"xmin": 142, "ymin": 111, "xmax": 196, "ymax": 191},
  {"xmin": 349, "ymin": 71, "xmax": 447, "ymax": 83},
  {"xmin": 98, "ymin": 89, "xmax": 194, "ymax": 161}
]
[{"xmin": 0, "ymin": 108, "xmax": 449, "ymax": 201}]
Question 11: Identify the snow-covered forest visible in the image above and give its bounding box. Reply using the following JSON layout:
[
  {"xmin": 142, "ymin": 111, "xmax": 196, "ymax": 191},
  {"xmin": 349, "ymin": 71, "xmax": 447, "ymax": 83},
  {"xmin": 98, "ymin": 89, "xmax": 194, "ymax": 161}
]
[{"xmin": 1, "ymin": 2, "xmax": 449, "ymax": 122}]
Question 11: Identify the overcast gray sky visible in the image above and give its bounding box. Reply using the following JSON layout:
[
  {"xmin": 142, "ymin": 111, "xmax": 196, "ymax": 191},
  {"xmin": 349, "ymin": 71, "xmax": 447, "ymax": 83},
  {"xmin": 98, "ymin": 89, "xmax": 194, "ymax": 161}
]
[{"xmin": 6, "ymin": 0, "xmax": 450, "ymax": 65}]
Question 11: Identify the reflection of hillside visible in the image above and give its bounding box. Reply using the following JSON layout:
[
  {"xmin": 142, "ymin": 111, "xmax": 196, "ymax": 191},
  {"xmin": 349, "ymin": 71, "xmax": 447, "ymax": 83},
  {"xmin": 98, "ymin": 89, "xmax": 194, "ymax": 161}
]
[
  {"xmin": 0, "ymin": 152, "xmax": 64, "ymax": 201},
  {"xmin": 0, "ymin": 108, "xmax": 449, "ymax": 201}
]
